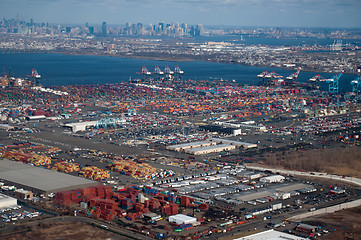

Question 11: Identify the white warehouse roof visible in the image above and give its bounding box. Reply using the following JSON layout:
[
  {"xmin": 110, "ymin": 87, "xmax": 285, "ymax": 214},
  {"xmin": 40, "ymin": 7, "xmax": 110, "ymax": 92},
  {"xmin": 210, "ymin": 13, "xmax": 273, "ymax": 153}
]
[
  {"xmin": 166, "ymin": 141, "xmax": 215, "ymax": 151},
  {"xmin": 260, "ymin": 175, "xmax": 285, "ymax": 183},
  {"xmin": 169, "ymin": 214, "xmax": 197, "ymax": 225},
  {"xmin": 0, "ymin": 193, "xmax": 18, "ymax": 209},
  {"xmin": 184, "ymin": 144, "xmax": 236, "ymax": 155},
  {"xmin": 235, "ymin": 229, "xmax": 307, "ymax": 240}
]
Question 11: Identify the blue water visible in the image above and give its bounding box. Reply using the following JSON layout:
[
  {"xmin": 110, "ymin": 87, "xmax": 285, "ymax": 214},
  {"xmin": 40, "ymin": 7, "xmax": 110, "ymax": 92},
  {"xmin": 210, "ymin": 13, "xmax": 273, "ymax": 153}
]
[{"xmin": 0, "ymin": 53, "xmax": 357, "ymax": 92}]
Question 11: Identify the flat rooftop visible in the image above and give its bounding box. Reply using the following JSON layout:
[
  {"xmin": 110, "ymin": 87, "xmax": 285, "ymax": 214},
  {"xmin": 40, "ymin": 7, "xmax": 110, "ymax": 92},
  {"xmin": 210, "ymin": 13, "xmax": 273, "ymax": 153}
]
[
  {"xmin": 211, "ymin": 138, "xmax": 258, "ymax": 148},
  {"xmin": 0, "ymin": 159, "xmax": 98, "ymax": 194},
  {"xmin": 234, "ymin": 229, "xmax": 307, "ymax": 240},
  {"xmin": 236, "ymin": 183, "xmax": 311, "ymax": 201},
  {"xmin": 166, "ymin": 141, "xmax": 214, "ymax": 149}
]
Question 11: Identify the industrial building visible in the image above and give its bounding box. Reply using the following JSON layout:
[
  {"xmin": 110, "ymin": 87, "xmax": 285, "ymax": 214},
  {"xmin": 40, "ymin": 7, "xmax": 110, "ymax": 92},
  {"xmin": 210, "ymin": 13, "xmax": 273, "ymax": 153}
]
[
  {"xmin": 0, "ymin": 159, "xmax": 98, "ymax": 194},
  {"xmin": 214, "ymin": 121, "xmax": 242, "ymax": 128},
  {"xmin": 166, "ymin": 138, "xmax": 256, "ymax": 155},
  {"xmin": 199, "ymin": 125, "xmax": 242, "ymax": 136},
  {"xmin": 142, "ymin": 212, "xmax": 162, "ymax": 222},
  {"xmin": 166, "ymin": 141, "xmax": 216, "ymax": 152},
  {"xmin": 25, "ymin": 115, "xmax": 47, "ymax": 121},
  {"xmin": 237, "ymin": 171, "xmax": 263, "ymax": 179},
  {"xmin": 168, "ymin": 214, "xmax": 198, "ymax": 225},
  {"xmin": 235, "ymin": 229, "xmax": 307, "ymax": 240},
  {"xmin": 296, "ymin": 223, "xmax": 318, "ymax": 233},
  {"xmin": 260, "ymin": 175, "xmax": 285, "ymax": 183},
  {"xmin": 184, "ymin": 144, "xmax": 236, "ymax": 155},
  {"xmin": 226, "ymin": 183, "xmax": 314, "ymax": 202},
  {"xmin": 0, "ymin": 193, "xmax": 17, "ymax": 209},
  {"xmin": 64, "ymin": 121, "xmax": 98, "ymax": 133},
  {"xmin": 213, "ymin": 120, "xmax": 266, "ymax": 131},
  {"xmin": 14, "ymin": 189, "xmax": 33, "ymax": 199},
  {"xmin": 0, "ymin": 124, "xmax": 14, "ymax": 131},
  {"xmin": 211, "ymin": 138, "xmax": 257, "ymax": 149}
]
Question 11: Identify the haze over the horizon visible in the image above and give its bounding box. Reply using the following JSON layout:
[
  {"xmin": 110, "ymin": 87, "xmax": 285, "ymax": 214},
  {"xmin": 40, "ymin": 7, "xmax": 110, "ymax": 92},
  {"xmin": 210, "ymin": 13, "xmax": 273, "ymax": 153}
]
[{"xmin": 0, "ymin": 0, "xmax": 360, "ymax": 28}]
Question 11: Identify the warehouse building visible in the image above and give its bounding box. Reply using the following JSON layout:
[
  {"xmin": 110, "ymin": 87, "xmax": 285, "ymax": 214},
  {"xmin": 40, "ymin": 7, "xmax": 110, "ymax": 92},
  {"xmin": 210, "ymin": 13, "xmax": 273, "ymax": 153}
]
[
  {"xmin": 214, "ymin": 121, "xmax": 242, "ymax": 128},
  {"xmin": 169, "ymin": 214, "xmax": 198, "ymax": 225},
  {"xmin": 235, "ymin": 229, "xmax": 307, "ymax": 240},
  {"xmin": 184, "ymin": 144, "xmax": 236, "ymax": 155},
  {"xmin": 0, "ymin": 124, "xmax": 14, "ymax": 131},
  {"xmin": 142, "ymin": 212, "xmax": 162, "ymax": 222},
  {"xmin": 0, "ymin": 193, "xmax": 17, "ymax": 209},
  {"xmin": 26, "ymin": 115, "xmax": 46, "ymax": 121},
  {"xmin": 260, "ymin": 175, "xmax": 285, "ymax": 183},
  {"xmin": 0, "ymin": 159, "xmax": 98, "ymax": 194},
  {"xmin": 64, "ymin": 121, "xmax": 98, "ymax": 133},
  {"xmin": 237, "ymin": 171, "xmax": 263, "ymax": 180},
  {"xmin": 14, "ymin": 189, "xmax": 33, "ymax": 199},
  {"xmin": 214, "ymin": 120, "xmax": 266, "ymax": 131},
  {"xmin": 296, "ymin": 223, "xmax": 318, "ymax": 233},
  {"xmin": 211, "ymin": 138, "xmax": 257, "ymax": 149},
  {"xmin": 199, "ymin": 125, "xmax": 242, "ymax": 136},
  {"xmin": 166, "ymin": 141, "xmax": 216, "ymax": 152}
]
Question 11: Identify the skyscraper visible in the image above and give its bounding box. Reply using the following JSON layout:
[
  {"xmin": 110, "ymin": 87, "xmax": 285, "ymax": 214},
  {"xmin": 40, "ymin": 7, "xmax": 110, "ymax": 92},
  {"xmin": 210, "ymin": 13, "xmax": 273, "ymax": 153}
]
[
  {"xmin": 88, "ymin": 26, "xmax": 94, "ymax": 35},
  {"xmin": 102, "ymin": 22, "xmax": 107, "ymax": 36},
  {"xmin": 196, "ymin": 24, "xmax": 203, "ymax": 36}
]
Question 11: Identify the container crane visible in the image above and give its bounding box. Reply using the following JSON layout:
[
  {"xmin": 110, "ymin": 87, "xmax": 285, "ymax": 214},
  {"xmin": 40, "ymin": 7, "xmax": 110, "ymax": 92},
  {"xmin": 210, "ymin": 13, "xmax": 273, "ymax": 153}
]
[
  {"xmin": 308, "ymin": 74, "xmax": 327, "ymax": 89},
  {"xmin": 26, "ymin": 68, "xmax": 41, "ymax": 86},
  {"xmin": 174, "ymin": 66, "xmax": 184, "ymax": 81},
  {"xmin": 164, "ymin": 66, "xmax": 174, "ymax": 80},
  {"xmin": 257, "ymin": 71, "xmax": 268, "ymax": 78},
  {"xmin": 31, "ymin": 69, "xmax": 41, "ymax": 79},
  {"xmin": 153, "ymin": 66, "xmax": 164, "ymax": 81},
  {"xmin": 285, "ymin": 66, "xmax": 302, "ymax": 84},
  {"xmin": 309, "ymin": 74, "xmax": 327, "ymax": 82},
  {"xmin": 351, "ymin": 76, "xmax": 361, "ymax": 94},
  {"xmin": 326, "ymin": 73, "xmax": 342, "ymax": 94},
  {"xmin": 260, "ymin": 71, "xmax": 283, "ymax": 86},
  {"xmin": 136, "ymin": 66, "xmax": 151, "ymax": 82}
]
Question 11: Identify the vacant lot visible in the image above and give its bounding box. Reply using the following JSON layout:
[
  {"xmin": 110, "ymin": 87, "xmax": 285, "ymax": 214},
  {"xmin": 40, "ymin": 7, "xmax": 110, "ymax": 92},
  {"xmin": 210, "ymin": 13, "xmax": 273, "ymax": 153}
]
[
  {"xmin": 307, "ymin": 206, "xmax": 361, "ymax": 240},
  {"xmin": 262, "ymin": 146, "xmax": 361, "ymax": 178},
  {"xmin": 1, "ymin": 222, "xmax": 115, "ymax": 240}
]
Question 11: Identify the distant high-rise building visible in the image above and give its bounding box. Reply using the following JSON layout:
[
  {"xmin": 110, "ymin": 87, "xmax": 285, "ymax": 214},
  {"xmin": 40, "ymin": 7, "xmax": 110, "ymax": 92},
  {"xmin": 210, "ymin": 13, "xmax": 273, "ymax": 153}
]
[
  {"xmin": 88, "ymin": 26, "xmax": 94, "ymax": 35},
  {"xmin": 159, "ymin": 22, "xmax": 164, "ymax": 32},
  {"xmin": 196, "ymin": 24, "xmax": 204, "ymax": 36},
  {"xmin": 66, "ymin": 27, "xmax": 71, "ymax": 33},
  {"xmin": 102, "ymin": 21, "xmax": 107, "ymax": 36},
  {"xmin": 189, "ymin": 26, "xmax": 195, "ymax": 36}
]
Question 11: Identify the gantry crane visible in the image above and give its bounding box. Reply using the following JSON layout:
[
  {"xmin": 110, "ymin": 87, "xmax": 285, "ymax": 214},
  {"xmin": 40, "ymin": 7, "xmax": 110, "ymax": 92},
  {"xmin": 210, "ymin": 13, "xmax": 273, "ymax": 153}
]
[
  {"xmin": 351, "ymin": 76, "xmax": 361, "ymax": 94},
  {"xmin": 326, "ymin": 73, "xmax": 342, "ymax": 94}
]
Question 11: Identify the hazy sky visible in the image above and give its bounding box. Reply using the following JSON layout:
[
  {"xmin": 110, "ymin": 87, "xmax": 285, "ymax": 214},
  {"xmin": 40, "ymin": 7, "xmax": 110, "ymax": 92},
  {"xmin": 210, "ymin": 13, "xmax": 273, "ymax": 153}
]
[{"xmin": 1, "ymin": 0, "xmax": 360, "ymax": 27}]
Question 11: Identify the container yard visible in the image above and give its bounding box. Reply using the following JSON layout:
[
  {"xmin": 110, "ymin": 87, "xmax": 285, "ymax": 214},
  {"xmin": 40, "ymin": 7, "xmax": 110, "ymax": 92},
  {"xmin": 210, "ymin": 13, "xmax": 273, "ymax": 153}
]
[
  {"xmin": 0, "ymin": 69, "xmax": 361, "ymax": 240},
  {"xmin": 79, "ymin": 166, "xmax": 110, "ymax": 181}
]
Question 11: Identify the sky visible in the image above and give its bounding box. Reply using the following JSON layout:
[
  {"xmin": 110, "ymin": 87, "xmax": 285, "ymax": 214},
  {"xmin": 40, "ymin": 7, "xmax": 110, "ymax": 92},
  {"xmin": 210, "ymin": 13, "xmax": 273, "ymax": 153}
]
[{"xmin": 0, "ymin": 0, "xmax": 360, "ymax": 28}]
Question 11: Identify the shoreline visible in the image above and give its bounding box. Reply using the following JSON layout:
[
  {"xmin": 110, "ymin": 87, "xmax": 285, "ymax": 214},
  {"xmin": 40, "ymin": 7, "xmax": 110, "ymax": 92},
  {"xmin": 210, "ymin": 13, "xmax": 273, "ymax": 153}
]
[{"xmin": 1, "ymin": 50, "xmax": 358, "ymax": 75}]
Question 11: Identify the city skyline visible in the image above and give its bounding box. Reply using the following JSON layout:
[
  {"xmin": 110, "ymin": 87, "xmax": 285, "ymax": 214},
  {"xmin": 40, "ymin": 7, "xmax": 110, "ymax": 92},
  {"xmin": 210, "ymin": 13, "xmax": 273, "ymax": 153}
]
[{"xmin": 0, "ymin": 0, "xmax": 360, "ymax": 28}]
